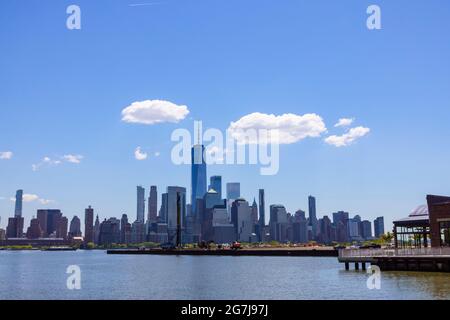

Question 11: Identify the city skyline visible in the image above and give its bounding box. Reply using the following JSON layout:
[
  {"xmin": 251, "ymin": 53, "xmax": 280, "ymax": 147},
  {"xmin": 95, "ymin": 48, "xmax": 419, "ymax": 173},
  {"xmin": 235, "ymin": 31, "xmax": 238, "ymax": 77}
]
[{"xmin": 2, "ymin": 0, "xmax": 450, "ymax": 232}]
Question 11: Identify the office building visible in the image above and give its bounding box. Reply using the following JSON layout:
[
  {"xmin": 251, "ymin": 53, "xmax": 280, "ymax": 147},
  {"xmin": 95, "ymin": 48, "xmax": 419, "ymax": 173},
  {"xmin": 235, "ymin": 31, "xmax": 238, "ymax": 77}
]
[
  {"xmin": 69, "ymin": 216, "xmax": 82, "ymax": 238},
  {"xmin": 308, "ymin": 196, "xmax": 318, "ymax": 239},
  {"xmin": 26, "ymin": 218, "xmax": 42, "ymax": 239},
  {"xmin": 374, "ymin": 216, "xmax": 385, "ymax": 238},
  {"xmin": 231, "ymin": 198, "xmax": 255, "ymax": 243},
  {"xmin": 209, "ymin": 176, "xmax": 222, "ymax": 199},
  {"xmin": 120, "ymin": 214, "xmax": 131, "ymax": 244},
  {"xmin": 84, "ymin": 206, "xmax": 94, "ymax": 243},
  {"xmin": 148, "ymin": 186, "xmax": 158, "ymax": 223},
  {"xmin": 191, "ymin": 144, "xmax": 207, "ymax": 216},
  {"xmin": 258, "ymin": 189, "xmax": 266, "ymax": 242},
  {"xmin": 269, "ymin": 204, "xmax": 289, "ymax": 243},
  {"xmin": 361, "ymin": 220, "xmax": 373, "ymax": 240},
  {"xmin": 14, "ymin": 189, "xmax": 23, "ymax": 217},
  {"xmin": 137, "ymin": 186, "xmax": 145, "ymax": 223},
  {"xmin": 98, "ymin": 218, "xmax": 121, "ymax": 246}
]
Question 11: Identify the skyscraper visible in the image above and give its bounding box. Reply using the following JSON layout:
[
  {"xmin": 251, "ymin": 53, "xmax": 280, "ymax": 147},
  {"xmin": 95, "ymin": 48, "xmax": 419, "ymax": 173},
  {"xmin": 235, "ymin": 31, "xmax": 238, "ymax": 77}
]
[
  {"xmin": 14, "ymin": 189, "xmax": 23, "ymax": 217},
  {"xmin": 231, "ymin": 198, "xmax": 254, "ymax": 243},
  {"xmin": 69, "ymin": 216, "xmax": 82, "ymax": 238},
  {"xmin": 148, "ymin": 186, "xmax": 158, "ymax": 223},
  {"xmin": 85, "ymin": 206, "xmax": 94, "ymax": 243},
  {"xmin": 191, "ymin": 144, "xmax": 207, "ymax": 216},
  {"xmin": 269, "ymin": 204, "xmax": 288, "ymax": 242},
  {"xmin": 308, "ymin": 196, "xmax": 318, "ymax": 239},
  {"xmin": 226, "ymin": 182, "xmax": 241, "ymax": 220},
  {"xmin": 137, "ymin": 186, "xmax": 145, "ymax": 223},
  {"xmin": 374, "ymin": 216, "xmax": 385, "ymax": 238},
  {"xmin": 258, "ymin": 189, "xmax": 265, "ymax": 241},
  {"xmin": 226, "ymin": 183, "xmax": 240, "ymax": 200},
  {"xmin": 209, "ymin": 176, "xmax": 222, "ymax": 199}
]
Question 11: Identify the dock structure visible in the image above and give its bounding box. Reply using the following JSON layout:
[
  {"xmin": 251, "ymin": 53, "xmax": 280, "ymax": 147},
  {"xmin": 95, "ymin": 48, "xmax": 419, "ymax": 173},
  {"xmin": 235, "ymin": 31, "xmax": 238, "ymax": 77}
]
[{"xmin": 338, "ymin": 248, "xmax": 450, "ymax": 272}]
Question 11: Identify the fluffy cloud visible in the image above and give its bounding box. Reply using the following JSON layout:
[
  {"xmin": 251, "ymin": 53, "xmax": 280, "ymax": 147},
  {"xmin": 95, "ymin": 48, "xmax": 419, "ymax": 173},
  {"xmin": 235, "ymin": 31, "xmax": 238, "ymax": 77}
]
[
  {"xmin": 32, "ymin": 154, "xmax": 83, "ymax": 171},
  {"xmin": 154, "ymin": 151, "xmax": 161, "ymax": 157},
  {"xmin": 63, "ymin": 154, "xmax": 83, "ymax": 164},
  {"xmin": 0, "ymin": 151, "xmax": 13, "ymax": 160},
  {"xmin": 10, "ymin": 193, "xmax": 54, "ymax": 205},
  {"xmin": 121, "ymin": 100, "xmax": 190, "ymax": 125},
  {"xmin": 334, "ymin": 118, "xmax": 354, "ymax": 128},
  {"xmin": 324, "ymin": 126, "xmax": 370, "ymax": 147},
  {"xmin": 228, "ymin": 112, "xmax": 327, "ymax": 144},
  {"xmin": 134, "ymin": 147, "xmax": 148, "ymax": 160}
]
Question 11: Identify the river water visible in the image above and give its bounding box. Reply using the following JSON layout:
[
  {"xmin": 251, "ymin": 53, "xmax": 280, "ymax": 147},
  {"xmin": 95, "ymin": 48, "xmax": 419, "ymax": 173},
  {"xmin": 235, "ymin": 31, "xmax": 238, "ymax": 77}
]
[{"xmin": 0, "ymin": 250, "xmax": 449, "ymax": 300}]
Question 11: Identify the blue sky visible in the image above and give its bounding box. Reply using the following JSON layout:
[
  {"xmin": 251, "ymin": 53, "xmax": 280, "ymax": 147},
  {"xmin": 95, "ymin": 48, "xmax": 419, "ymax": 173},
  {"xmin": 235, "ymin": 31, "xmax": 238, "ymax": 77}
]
[{"xmin": 1, "ymin": 0, "xmax": 450, "ymax": 231}]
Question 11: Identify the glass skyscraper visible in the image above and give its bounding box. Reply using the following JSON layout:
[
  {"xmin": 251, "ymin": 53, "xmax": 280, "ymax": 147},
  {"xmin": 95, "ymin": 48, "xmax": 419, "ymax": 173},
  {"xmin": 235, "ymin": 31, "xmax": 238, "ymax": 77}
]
[
  {"xmin": 209, "ymin": 176, "xmax": 222, "ymax": 199},
  {"xmin": 191, "ymin": 144, "xmax": 207, "ymax": 215},
  {"xmin": 14, "ymin": 189, "xmax": 23, "ymax": 218},
  {"xmin": 136, "ymin": 186, "xmax": 145, "ymax": 223}
]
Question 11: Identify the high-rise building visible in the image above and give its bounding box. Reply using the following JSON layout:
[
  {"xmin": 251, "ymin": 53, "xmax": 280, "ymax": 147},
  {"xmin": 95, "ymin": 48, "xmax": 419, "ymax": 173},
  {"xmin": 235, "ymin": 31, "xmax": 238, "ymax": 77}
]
[
  {"xmin": 37, "ymin": 209, "xmax": 62, "ymax": 237},
  {"xmin": 14, "ymin": 189, "xmax": 23, "ymax": 218},
  {"xmin": 293, "ymin": 210, "xmax": 308, "ymax": 243},
  {"xmin": 204, "ymin": 189, "xmax": 223, "ymax": 210},
  {"xmin": 226, "ymin": 183, "xmax": 241, "ymax": 221},
  {"xmin": 26, "ymin": 218, "xmax": 42, "ymax": 239},
  {"xmin": 160, "ymin": 192, "xmax": 168, "ymax": 223},
  {"xmin": 84, "ymin": 206, "xmax": 94, "ymax": 243},
  {"xmin": 251, "ymin": 198, "xmax": 258, "ymax": 224},
  {"xmin": 374, "ymin": 216, "xmax": 385, "ymax": 238},
  {"xmin": 269, "ymin": 204, "xmax": 288, "ymax": 242},
  {"xmin": 137, "ymin": 186, "xmax": 146, "ymax": 223},
  {"xmin": 6, "ymin": 217, "xmax": 24, "ymax": 238},
  {"xmin": 231, "ymin": 198, "xmax": 254, "ymax": 243},
  {"xmin": 258, "ymin": 189, "xmax": 265, "ymax": 242},
  {"xmin": 56, "ymin": 216, "xmax": 68, "ymax": 239},
  {"xmin": 94, "ymin": 215, "xmax": 100, "ymax": 244},
  {"xmin": 98, "ymin": 218, "xmax": 121, "ymax": 246},
  {"xmin": 131, "ymin": 220, "xmax": 146, "ymax": 243},
  {"xmin": 361, "ymin": 220, "xmax": 373, "ymax": 240},
  {"xmin": 148, "ymin": 186, "xmax": 158, "ymax": 223},
  {"xmin": 319, "ymin": 216, "xmax": 333, "ymax": 244},
  {"xmin": 120, "ymin": 214, "xmax": 131, "ymax": 244},
  {"xmin": 37, "ymin": 210, "xmax": 48, "ymax": 237},
  {"xmin": 69, "ymin": 216, "xmax": 82, "ymax": 238},
  {"xmin": 191, "ymin": 144, "xmax": 207, "ymax": 216},
  {"xmin": 209, "ymin": 176, "xmax": 222, "ymax": 199},
  {"xmin": 166, "ymin": 186, "xmax": 186, "ymax": 233},
  {"xmin": 308, "ymin": 196, "xmax": 318, "ymax": 239},
  {"xmin": 226, "ymin": 183, "xmax": 240, "ymax": 200}
]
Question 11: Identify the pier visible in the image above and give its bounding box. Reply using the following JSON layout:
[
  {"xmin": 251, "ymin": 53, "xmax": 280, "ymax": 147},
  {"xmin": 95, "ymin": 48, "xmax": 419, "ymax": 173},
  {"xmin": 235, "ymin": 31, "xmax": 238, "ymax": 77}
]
[{"xmin": 338, "ymin": 248, "xmax": 450, "ymax": 272}]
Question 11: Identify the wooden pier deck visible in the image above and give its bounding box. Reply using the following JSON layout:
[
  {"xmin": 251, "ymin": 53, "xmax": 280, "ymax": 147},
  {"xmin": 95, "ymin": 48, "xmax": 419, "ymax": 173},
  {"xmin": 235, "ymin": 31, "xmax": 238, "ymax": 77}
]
[{"xmin": 338, "ymin": 248, "xmax": 450, "ymax": 272}]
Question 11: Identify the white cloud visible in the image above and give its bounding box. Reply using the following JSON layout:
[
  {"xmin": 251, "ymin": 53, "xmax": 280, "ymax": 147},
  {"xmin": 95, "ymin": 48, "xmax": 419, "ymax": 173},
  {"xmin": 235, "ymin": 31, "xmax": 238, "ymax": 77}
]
[
  {"xmin": 325, "ymin": 126, "xmax": 370, "ymax": 147},
  {"xmin": 32, "ymin": 154, "xmax": 83, "ymax": 171},
  {"xmin": 154, "ymin": 151, "xmax": 161, "ymax": 157},
  {"xmin": 10, "ymin": 193, "xmax": 54, "ymax": 205},
  {"xmin": 0, "ymin": 151, "xmax": 13, "ymax": 160},
  {"xmin": 121, "ymin": 100, "xmax": 190, "ymax": 125},
  {"xmin": 63, "ymin": 154, "xmax": 83, "ymax": 164},
  {"xmin": 228, "ymin": 112, "xmax": 327, "ymax": 144},
  {"xmin": 134, "ymin": 147, "xmax": 148, "ymax": 160},
  {"xmin": 334, "ymin": 118, "xmax": 354, "ymax": 128}
]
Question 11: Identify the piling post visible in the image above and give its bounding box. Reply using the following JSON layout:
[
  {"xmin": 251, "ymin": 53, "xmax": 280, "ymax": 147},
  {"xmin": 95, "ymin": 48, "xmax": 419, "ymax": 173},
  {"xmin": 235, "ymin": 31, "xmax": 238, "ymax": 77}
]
[{"xmin": 355, "ymin": 262, "xmax": 359, "ymax": 270}]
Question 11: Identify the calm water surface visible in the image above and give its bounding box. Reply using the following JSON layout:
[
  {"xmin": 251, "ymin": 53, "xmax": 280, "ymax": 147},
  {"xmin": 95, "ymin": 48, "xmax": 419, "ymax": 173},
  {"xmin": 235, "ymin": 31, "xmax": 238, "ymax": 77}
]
[{"xmin": 0, "ymin": 250, "xmax": 449, "ymax": 300}]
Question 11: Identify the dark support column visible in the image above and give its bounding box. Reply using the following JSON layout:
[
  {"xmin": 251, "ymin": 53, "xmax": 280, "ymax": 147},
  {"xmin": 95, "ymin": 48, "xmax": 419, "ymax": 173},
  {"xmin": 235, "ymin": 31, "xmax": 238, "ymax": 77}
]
[
  {"xmin": 362, "ymin": 262, "xmax": 366, "ymax": 271},
  {"xmin": 355, "ymin": 262, "xmax": 359, "ymax": 270},
  {"xmin": 345, "ymin": 262, "xmax": 349, "ymax": 270}
]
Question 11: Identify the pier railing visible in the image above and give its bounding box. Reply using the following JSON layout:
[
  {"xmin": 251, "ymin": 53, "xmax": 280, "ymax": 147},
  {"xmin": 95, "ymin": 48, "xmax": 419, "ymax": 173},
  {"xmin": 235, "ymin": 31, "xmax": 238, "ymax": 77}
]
[{"xmin": 339, "ymin": 247, "xmax": 450, "ymax": 259}]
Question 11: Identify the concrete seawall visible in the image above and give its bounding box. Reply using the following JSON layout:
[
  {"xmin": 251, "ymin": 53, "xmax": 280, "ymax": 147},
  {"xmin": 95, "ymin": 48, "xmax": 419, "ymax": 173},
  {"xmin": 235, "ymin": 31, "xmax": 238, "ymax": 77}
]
[{"xmin": 107, "ymin": 248, "xmax": 339, "ymax": 257}]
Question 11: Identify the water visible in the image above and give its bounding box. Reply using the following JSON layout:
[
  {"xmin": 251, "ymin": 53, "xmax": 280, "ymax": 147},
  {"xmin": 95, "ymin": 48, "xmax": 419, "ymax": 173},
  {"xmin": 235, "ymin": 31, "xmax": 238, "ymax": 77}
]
[{"xmin": 0, "ymin": 250, "xmax": 449, "ymax": 300}]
